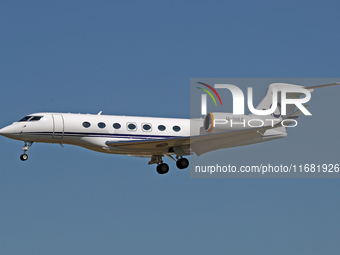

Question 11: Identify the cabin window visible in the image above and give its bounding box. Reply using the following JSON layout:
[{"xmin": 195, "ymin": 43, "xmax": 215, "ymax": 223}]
[
  {"xmin": 173, "ymin": 125, "xmax": 181, "ymax": 132},
  {"xmin": 142, "ymin": 123, "xmax": 152, "ymax": 132},
  {"xmin": 113, "ymin": 123, "xmax": 121, "ymax": 129},
  {"xmin": 158, "ymin": 125, "xmax": 166, "ymax": 131},
  {"xmin": 127, "ymin": 123, "xmax": 137, "ymax": 131},
  {"xmin": 83, "ymin": 122, "xmax": 91, "ymax": 128},
  {"xmin": 98, "ymin": 122, "xmax": 106, "ymax": 129}
]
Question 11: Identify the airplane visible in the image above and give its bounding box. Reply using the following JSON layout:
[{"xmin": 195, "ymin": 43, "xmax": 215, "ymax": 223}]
[{"xmin": 0, "ymin": 82, "xmax": 338, "ymax": 174}]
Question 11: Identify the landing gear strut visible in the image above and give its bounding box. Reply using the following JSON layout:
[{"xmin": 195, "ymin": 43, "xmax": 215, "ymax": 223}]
[
  {"xmin": 151, "ymin": 155, "xmax": 169, "ymax": 175},
  {"xmin": 20, "ymin": 141, "xmax": 33, "ymax": 161}
]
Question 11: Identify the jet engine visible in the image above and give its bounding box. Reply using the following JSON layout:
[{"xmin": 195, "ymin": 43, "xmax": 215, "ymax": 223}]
[{"xmin": 203, "ymin": 112, "xmax": 262, "ymax": 133}]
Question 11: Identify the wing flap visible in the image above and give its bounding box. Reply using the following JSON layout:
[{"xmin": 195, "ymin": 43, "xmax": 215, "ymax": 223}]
[
  {"xmin": 106, "ymin": 137, "xmax": 190, "ymax": 154},
  {"xmin": 190, "ymin": 124, "xmax": 284, "ymax": 156}
]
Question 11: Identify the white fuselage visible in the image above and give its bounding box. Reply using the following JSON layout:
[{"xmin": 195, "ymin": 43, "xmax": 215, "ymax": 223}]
[
  {"xmin": 0, "ymin": 111, "xmax": 288, "ymax": 160},
  {"xmin": 0, "ymin": 113, "xmax": 192, "ymax": 156}
]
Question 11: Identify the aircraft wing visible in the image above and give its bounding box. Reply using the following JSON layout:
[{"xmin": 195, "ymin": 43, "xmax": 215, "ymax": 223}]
[
  {"xmin": 191, "ymin": 105, "xmax": 315, "ymax": 156},
  {"xmin": 304, "ymin": 82, "xmax": 340, "ymax": 90},
  {"xmin": 190, "ymin": 124, "xmax": 282, "ymax": 156},
  {"xmin": 106, "ymin": 137, "xmax": 190, "ymax": 155},
  {"xmin": 106, "ymin": 124, "xmax": 283, "ymax": 157}
]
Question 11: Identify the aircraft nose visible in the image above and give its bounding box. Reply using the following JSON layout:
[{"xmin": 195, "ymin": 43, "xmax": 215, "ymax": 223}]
[
  {"xmin": 0, "ymin": 126, "xmax": 11, "ymax": 136},
  {"xmin": 0, "ymin": 125, "xmax": 20, "ymax": 139}
]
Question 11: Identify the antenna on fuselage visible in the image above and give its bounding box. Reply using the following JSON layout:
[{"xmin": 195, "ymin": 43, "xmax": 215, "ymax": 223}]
[{"xmin": 97, "ymin": 111, "xmax": 102, "ymax": 115}]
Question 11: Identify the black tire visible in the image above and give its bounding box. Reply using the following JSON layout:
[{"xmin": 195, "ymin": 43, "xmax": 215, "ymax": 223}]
[
  {"xmin": 20, "ymin": 154, "xmax": 28, "ymax": 161},
  {"xmin": 176, "ymin": 158, "xmax": 189, "ymax": 169},
  {"xmin": 156, "ymin": 163, "xmax": 169, "ymax": 174}
]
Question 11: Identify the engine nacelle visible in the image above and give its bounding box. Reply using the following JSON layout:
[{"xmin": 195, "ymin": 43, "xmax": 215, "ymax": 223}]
[{"xmin": 204, "ymin": 112, "xmax": 257, "ymax": 133}]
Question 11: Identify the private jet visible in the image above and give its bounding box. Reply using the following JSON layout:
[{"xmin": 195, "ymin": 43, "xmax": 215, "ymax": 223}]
[{"xmin": 0, "ymin": 82, "xmax": 338, "ymax": 174}]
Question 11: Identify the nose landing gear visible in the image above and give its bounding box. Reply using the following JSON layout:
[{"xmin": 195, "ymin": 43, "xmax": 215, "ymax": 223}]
[
  {"xmin": 20, "ymin": 154, "xmax": 28, "ymax": 161},
  {"xmin": 20, "ymin": 141, "xmax": 33, "ymax": 161}
]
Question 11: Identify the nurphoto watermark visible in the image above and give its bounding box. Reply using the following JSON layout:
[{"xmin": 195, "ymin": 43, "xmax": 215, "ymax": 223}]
[{"xmin": 190, "ymin": 78, "xmax": 340, "ymax": 178}]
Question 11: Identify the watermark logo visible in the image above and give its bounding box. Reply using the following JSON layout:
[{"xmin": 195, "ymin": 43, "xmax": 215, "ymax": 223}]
[
  {"xmin": 196, "ymin": 82, "xmax": 223, "ymax": 115},
  {"xmin": 196, "ymin": 82, "xmax": 223, "ymax": 106},
  {"xmin": 197, "ymin": 83, "xmax": 312, "ymax": 116}
]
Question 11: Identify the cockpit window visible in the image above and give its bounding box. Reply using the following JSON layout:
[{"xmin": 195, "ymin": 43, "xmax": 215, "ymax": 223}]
[
  {"xmin": 19, "ymin": 116, "xmax": 32, "ymax": 122},
  {"xmin": 19, "ymin": 116, "xmax": 43, "ymax": 122},
  {"xmin": 30, "ymin": 116, "xmax": 43, "ymax": 121}
]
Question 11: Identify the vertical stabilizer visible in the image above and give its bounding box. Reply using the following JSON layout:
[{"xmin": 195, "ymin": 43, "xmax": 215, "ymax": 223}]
[{"xmin": 251, "ymin": 83, "xmax": 306, "ymax": 118}]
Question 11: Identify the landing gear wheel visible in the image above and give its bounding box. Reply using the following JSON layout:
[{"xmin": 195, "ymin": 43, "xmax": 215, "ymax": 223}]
[
  {"xmin": 156, "ymin": 163, "xmax": 169, "ymax": 175},
  {"xmin": 176, "ymin": 158, "xmax": 189, "ymax": 169},
  {"xmin": 20, "ymin": 154, "xmax": 28, "ymax": 161}
]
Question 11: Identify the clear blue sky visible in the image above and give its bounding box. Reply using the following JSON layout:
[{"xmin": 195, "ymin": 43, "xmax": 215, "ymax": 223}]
[{"xmin": 1, "ymin": 1, "xmax": 340, "ymax": 254}]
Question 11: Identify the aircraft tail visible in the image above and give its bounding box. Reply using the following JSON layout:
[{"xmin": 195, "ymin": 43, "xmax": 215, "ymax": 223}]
[{"xmin": 251, "ymin": 83, "xmax": 307, "ymax": 118}]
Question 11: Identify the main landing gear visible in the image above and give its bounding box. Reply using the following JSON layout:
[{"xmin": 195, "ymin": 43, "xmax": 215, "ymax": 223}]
[
  {"xmin": 156, "ymin": 163, "xmax": 170, "ymax": 175},
  {"xmin": 176, "ymin": 157, "xmax": 189, "ymax": 169},
  {"xmin": 153, "ymin": 155, "xmax": 189, "ymax": 175},
  {"xmin": 20, "ymin": 141, "xmax": 33, "ymax": 161}
]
